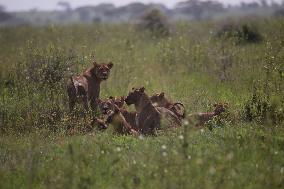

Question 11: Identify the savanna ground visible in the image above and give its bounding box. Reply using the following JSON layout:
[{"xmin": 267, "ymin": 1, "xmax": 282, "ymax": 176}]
[{"xmin": 0, "ymin": 18, "xmax": 284, "ymax": 189}]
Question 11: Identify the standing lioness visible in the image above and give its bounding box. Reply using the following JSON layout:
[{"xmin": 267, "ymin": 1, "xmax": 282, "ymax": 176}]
[{"xmin": 67, "ymin": 61, "xmax": 113, "ymax": 112}]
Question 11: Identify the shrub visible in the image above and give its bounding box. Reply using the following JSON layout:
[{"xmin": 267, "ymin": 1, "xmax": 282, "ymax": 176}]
[
  {"xmin": 274, "ymin": 9, "xmax": 284, "ymax": 18},
  {"xmin": 243, "ymin": 89, "xmax": 284, "ymax": 125},
  {"xmin": 19, "ymin": 44, "xmax": 75, "ymax": 87},
  {"xmin": 138, "ymin": 9, "xmax": 170, "ymax": 37},
  {"xmin": 216, "ymin": 21, "xmax": 263, "ymax": 44}
]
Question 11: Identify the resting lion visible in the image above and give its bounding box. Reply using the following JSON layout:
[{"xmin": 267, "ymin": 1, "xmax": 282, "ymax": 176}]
[
  {"xmin": 104, "ymin": 103, "xmax": 139, "ymax": 135},
  {"xmin": 97, "ymin": 97, "xmax": 139, "ymax": 133},
  {"xmin": 125, "ymin": 87, "xmax": 181, "ymax": 135},
  {"xmin": 188, "ymin": 103, "xmax": 228, "ymax": 127},
  {"xmin": 150, "ymin": 92, "xmax": 186, "ymax": 120}
]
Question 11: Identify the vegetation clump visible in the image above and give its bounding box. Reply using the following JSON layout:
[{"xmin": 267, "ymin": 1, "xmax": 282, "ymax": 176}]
[
  {"xmin": 138, "ymin": 9, "xmax": 171, "ymax": 37},
  {"xmin": 243, "ymin": 88, "xmax": 284, "ymax": 125},
  {"xmin": 216, "ymin": 21, "xmax": 263, "ymax": 44},
  {"xmin": 20, "ymin": 45, "xmax": 74, "ymax": 86}
]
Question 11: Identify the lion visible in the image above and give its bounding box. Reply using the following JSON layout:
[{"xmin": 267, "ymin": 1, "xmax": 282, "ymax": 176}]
[
  {"xmin": 125, "ymin": 87, "xmax": 182, "ymax": 135},
  {"xmin": 97, "ymin": 97, "xmax": 139, "ymax": 132},
  {"xmin": 66, "ymin": 60, "xmax": 113, "ymax": 112},
  {"xmin": 187, "ymin": 103, "xmax": 228, "ymax": 127},
  {"xmin": 150, "ymin": 92, "xmax": 186, "ymax": 120},
  {"xmin": 103, "ymin": 103, "xmax": 139, "ymax": 135},
  {"xmin": 98, "ymin": 97, "xmax": 122, "ymax": 115}
]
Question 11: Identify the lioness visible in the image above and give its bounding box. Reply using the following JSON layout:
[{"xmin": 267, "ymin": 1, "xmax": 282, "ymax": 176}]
[
  {"xmin": 67, "ymin": 61, "xmax": 113, "ymax": 112},
  {"xmin": 104, "ymin": 103, "xmax": 139, "ymax": 135},
  {"xmin": 98, "ymin": 97, "xmax": 119, "ymax": 115},
  {"xmin": 125, "ymin": 87, "xmax": 181, "ymax": 135},
  {"xmin": 188, "ymin": 103, "xmax": 228, "ymax": 127},
  {"xmin": 150, "ymin": 92, "xmax": 186, "ymax": 119},
  {"xmin": 97, "ymin": 97, "xmax": 138, "ymax": 131}
]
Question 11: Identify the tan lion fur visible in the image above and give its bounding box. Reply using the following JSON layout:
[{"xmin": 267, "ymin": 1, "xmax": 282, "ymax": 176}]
[{"xmin": 67, "ymin": 61, "xmax": 113, "ymax": 112}]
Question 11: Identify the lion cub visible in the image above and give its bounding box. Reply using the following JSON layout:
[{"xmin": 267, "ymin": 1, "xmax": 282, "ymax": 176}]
[{"xmin": 188, "ymin": 103, "xmax": 228, "ymax": 127}]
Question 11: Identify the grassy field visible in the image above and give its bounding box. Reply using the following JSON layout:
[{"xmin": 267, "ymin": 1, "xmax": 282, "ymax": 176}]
[{"xmin": 0, "ymin": 18, "xmax": 284, "ymax": 189}]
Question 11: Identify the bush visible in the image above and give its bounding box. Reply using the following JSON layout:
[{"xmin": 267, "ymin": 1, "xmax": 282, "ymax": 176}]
[
  {"xmin": 138, "ymin": 9, "xmax": 170, "ymax": 37},
  {"xmin": 243, "ymin": 89, "xmax": 284, "ymax": 125},
  {"xmin": 20, "ymin": 44, "xmax": 75, "ymax": 87},
  {"xmin": 274, "ymin": 9, "xmax": 284, "ymax": 18},
  {"xmin": 216, "ymin": 21, "xmax": 263, "ymax": 44}
]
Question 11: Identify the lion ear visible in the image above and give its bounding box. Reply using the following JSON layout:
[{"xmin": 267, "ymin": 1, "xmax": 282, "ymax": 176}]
[
  {"xmin": 109, "ymin": 96, "xmax": 114, "ymax": 99},
  {"xmin": 213, "ymin": 103, "xmax": 218, "ymax": 107},
  {"xmin": 139, "ymin": 87, "xmax": 145, "ymax": 93},
  {"xmin": 159, "ymin": 92, "xmax": 165, "ymax": 98},
  {"xmin": 107, "ymin": 62, "xmax": 113, "ymax": 69}
]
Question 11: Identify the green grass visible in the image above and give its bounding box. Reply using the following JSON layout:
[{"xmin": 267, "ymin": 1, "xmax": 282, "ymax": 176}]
[
  {"xmin": 1, "ymin": 126, "xmax": 284, "ymax": 189},
  {"xmin": 0, "ymin": 18, "xmax": 284, "ymax": 188}
]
